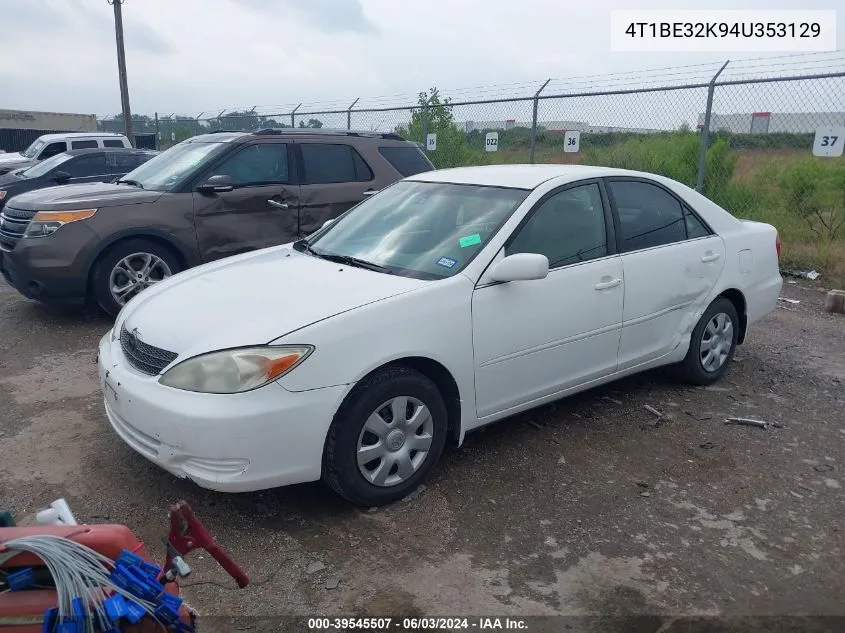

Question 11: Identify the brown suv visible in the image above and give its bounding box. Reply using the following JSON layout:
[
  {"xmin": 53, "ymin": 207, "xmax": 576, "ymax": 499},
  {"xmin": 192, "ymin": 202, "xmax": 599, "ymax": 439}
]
[{"xmin": 0, "ymin": 128, "xmax": 433, "ymax": 315}]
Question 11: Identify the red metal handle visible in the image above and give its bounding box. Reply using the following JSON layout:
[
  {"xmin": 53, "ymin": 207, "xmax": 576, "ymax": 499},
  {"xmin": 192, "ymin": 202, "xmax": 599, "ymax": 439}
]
[
  {"xmin": 205, "ymin": 543, "xmax": 249, "ymax": 588},
  {"xmin": 166, "ymin": 501, "xmax": 249, "ymax": 588}
]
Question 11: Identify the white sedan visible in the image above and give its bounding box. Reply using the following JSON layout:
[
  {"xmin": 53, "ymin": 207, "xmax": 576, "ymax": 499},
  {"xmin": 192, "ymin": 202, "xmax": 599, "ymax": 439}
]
[{"xmin": 97, "ymin": 165, "xmax": 782, "ymax": 506}]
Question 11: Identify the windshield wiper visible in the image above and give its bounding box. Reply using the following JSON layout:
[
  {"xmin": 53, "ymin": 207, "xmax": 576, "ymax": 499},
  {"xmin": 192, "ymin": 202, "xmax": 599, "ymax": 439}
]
[
  {"xmin": 295, "ymin": 240, "xmax": 390, "ymax": 274},
  {"xmin": 117, "ymin": 179, "xmax": 144, "ymax": 188}
]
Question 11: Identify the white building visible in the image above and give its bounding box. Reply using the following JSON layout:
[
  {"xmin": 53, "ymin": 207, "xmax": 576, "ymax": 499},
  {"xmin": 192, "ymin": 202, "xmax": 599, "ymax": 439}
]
[{"xmin": 697, "ymin": 111, "xmax": 845, "ymax": 134}]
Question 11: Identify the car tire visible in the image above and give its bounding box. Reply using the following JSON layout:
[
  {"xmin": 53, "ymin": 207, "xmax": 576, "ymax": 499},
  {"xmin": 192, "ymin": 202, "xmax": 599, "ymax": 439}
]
[
  {"xmin": 323, "ymin": 366, "xmax": 448, "ymax": 507},
  {"xmin": 91, "ymin": 239, "xmax": 181, "ymax": 317},
  {"xmin": 677, "ymin": 297, "xmax": 739, "ymax": 385}
]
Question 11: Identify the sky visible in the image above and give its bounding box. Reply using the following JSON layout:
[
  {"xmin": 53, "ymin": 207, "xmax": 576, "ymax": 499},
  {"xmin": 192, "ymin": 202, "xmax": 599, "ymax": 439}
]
[{"xmin": 0, "ymin": 0, "xmax": 842, "ymax": 120}]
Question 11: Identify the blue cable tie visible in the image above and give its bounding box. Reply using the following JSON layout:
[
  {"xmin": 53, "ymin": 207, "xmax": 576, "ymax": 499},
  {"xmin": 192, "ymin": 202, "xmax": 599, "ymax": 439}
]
[
  {"xmin": 7, "ymin": 568, "xmax": 35, "ymax": 591},
  {"xmin": 41, "ymin": 607, "xmax": 58, "ymax": 633}
]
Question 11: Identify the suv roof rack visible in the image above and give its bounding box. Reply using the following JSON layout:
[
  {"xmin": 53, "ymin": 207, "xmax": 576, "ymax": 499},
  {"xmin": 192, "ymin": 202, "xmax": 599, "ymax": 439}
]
[{"xmin": 252, "ymin": 128, "xmax": 406, "ymax": 141}]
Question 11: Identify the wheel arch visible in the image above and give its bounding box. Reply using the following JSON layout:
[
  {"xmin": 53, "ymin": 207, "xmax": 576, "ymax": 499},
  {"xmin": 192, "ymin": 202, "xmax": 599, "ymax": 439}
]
[
  {"xmin": 351, "ymin": 356, "xmax": 463, "ymax": 447},
  {"xmin": 84, "ymin": 229, "xmax": 197, "ymax": 298},
  {"xmin": 717, "ymin": 288, "xmax": 748, "ymax": 344}
]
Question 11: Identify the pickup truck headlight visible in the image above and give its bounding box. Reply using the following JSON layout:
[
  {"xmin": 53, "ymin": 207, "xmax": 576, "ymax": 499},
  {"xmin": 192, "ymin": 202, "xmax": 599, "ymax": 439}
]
[
  {"xmin": 159, "ymin": 345, "xmax": 313, "ymax": 394},
  {"xmin": 23, "ymin": 209, "xmax": 97, "ymax": 238}
]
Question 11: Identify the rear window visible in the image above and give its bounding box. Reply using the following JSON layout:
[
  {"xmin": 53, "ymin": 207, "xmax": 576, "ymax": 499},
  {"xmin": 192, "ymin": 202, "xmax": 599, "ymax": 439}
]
[{"xmin": 378, "ymin": 146, "xmax": 434, "ymax": 177}]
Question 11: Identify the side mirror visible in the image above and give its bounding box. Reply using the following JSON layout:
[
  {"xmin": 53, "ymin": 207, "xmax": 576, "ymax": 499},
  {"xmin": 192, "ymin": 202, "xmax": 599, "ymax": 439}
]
[
  {"xmin": 489, "ymin": 253, "xmax": 549, "ymax": 283},
  {"xmin": 53, "ymin": 171, "xmax": 71, "ymax": 184},
  {"xmin": 322, "ymin": 219, "xmax": 335, "ymax": 229},
  {"xmin": 198, "ymin": 174, "xmax": 234, "ymax": 193}
]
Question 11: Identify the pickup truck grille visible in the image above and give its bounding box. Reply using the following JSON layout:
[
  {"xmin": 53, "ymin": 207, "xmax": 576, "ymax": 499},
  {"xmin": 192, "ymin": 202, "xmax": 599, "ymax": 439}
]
[
  {"xmin": 0, "ymin": 206, "xmax": 36, "ymax": 253},
  {"xmin": 119, "ymin": 325, "xmax": 178, "ymax": 375}
]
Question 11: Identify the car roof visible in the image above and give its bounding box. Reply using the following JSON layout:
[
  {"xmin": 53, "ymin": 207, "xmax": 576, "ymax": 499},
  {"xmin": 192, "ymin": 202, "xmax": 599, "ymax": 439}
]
[
  {"xmin": 61, "ymin": 147, "xmax": 157, "ymax": 157},
  {"xmin": 406, "ymin": 164, "xmax": 660, "ymax": 189},
  {"xmin": 185, "ymin": 128, "xmax": 408, "ymax": 144},
  {"xmin": 37, "ymin": 132, "xmax": 126, "ymax": 141}
]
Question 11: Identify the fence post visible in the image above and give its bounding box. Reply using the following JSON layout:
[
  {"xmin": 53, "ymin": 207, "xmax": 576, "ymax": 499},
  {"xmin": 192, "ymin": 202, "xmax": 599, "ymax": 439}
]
[
  {"xmin": 154, "ymin": 112, "xmax": 159, "ymax": 150},
  {"xmin": 291, "ymin": 104, "xmax": 301, "ymax": 128},
  {"xmin": 194, "ymin": 112, "xmax": 204, "ymax": 139},
  {"xmin": 347, "ymin": 98, "xmax": 360, "ymax": 130},
  {"xmin": 529, "ymin": 79, "xmax": 551, "ymax": 164},
  {"xmin": 421, "ymin": 94, "xmax": 435, "ymax": 151},
  {"xmin": 696, "ymin": 60, "xmax": 729, "ymax": 193}
]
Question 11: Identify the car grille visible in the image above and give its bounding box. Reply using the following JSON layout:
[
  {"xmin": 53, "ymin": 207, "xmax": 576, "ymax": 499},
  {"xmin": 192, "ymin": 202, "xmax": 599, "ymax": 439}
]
[
  {"xmin": 119, "ymin": 325, "xmax": 178, "ymax": 375},
  {"xmin": 0, "ymin": 206, "xmax": 35, "ymax": 253}
]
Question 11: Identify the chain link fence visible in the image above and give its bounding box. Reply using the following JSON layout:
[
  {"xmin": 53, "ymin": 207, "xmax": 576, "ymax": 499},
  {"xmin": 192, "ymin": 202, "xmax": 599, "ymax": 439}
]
[{"xmin": 98, "ymin": 64, "xmax": 845, "ymax": 278}]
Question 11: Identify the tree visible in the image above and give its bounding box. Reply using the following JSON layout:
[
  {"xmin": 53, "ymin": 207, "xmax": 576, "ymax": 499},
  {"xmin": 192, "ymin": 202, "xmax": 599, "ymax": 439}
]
[
  {"xmin": 298, "ymin": 118, "xmax": 324, "ymax": 128},
  {"xmin": 395, "ymin": 88, "xmax": 487, "ymax": 169}
]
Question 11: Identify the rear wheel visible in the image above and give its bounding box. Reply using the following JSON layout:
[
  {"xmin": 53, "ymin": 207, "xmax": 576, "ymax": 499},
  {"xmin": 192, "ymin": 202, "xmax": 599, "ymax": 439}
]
[
  {"xmin": 677, "ymin": 297, "xmax": 739, "ymax": 385},
  {"xmin": 91, "ymin": 239, "xmax": 181, "ymax": 317},
  {"xmin": 323, "ymin": 367, "xmax": 448, "ymax": 506}
]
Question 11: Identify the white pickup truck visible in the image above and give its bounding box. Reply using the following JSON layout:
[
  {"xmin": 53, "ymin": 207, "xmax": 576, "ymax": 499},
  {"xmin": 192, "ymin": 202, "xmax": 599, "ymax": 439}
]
[{"xmin": 0, "ymin": 132, "xmax": 131, "ymax": 174}]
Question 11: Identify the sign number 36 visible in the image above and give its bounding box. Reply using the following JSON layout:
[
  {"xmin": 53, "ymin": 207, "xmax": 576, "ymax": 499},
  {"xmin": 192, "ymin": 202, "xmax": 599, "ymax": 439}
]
[{"xmin": 813, "ymin": 127, "xmax": 844, "ymax": 157}]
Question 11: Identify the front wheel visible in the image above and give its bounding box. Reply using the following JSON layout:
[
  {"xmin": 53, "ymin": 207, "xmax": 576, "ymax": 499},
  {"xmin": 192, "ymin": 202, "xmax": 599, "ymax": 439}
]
[
  {"xmin": 323, "ymin": 367, "xmax": 448, "ymax": 506},
  {"xmin": 677, "ymin": 297, "xmax": 739, "ymax": 385},
  {"xmin": 91, "ymin": 239, "xmax": 181, "ymax": 317}
]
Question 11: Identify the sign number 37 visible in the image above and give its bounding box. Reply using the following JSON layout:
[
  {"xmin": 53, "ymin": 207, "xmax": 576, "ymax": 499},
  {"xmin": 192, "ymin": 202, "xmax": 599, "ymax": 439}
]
[{"xmin": 813, "ymin": 127, "xmax": 844, "ymax": 157}]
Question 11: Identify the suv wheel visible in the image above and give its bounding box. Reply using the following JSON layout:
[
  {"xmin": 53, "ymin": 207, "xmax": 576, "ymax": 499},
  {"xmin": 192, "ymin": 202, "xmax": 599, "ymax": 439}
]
[{"xmin": 91, "ymin": 239, "xmax": 181, "ymax": 316}]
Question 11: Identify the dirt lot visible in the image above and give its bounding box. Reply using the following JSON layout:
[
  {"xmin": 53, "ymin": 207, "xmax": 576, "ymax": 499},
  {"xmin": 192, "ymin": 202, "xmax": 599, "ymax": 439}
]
[{"xmin": 1, "ymin": 278, "xmax": 843, "ymax": 631}]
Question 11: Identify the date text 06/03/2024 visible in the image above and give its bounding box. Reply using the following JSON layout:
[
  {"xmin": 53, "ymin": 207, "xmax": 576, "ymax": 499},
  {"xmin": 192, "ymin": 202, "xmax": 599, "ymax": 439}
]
[{"xmin": 307, "ymin": 617, "xmax": 529, "ymax": 630}]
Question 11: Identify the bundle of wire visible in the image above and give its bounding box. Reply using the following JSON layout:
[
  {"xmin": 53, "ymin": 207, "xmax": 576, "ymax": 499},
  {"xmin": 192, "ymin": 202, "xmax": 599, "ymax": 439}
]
[{"xmin": 0, "ymin": 534, "xmax": 161, "ymax": 632}]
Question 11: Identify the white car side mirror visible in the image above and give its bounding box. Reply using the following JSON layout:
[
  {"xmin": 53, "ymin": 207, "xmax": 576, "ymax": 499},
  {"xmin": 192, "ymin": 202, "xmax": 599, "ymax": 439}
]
[
  {"xmin": 322, "ymin": 219, "xmax": 335, "ymax": 228},
  {"xmin": 489, "ymin": 253, "xmax": 549, "ymax": 283}
]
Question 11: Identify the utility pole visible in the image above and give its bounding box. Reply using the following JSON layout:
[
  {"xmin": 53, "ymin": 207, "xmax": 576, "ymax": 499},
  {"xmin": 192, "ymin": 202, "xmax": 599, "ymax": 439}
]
[{"xmin": 108, "ymin": 0, "xmax": 134, "ymax": 146}]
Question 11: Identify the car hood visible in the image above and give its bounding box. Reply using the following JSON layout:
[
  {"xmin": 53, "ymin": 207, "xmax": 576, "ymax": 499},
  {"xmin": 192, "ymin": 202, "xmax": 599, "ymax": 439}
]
[
  {"xmin": 0, "ymin": 152, "xmax": 27, "ymax": 164},
  {"xmin": 119, "ymin": 246, "xmax": 428, "ymax": 360},
  {"xmin": 0, "ymin": 157, "xmax": 34, "ymax": 173},
  {"xmin": 0, "ymin": 170, "xmax": 26, "ymax": 187},
  {"xmin": 6, "ymin": 182, "xmax": 162, "ymax": 210}
]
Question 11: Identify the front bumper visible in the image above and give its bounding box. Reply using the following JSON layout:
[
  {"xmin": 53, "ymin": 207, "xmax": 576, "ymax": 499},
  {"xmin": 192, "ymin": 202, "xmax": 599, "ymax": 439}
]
[
  {"xmin": 0, "ymin": 224, "xmax": 95, "ymax": 303},
  {"xmin": 97, "ymin": 332, "xmax": 349, "ymax": 492}
]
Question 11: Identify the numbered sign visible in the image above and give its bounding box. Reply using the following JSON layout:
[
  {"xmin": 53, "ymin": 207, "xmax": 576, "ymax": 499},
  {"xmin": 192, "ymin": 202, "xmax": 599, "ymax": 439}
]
[
  {"xmin": 485, "ymin": 132, "xmax": 499, "ymax": 152},
  {"xmin": 563, "ymin": 130, "xmax": 580, "ymax": 153},
  {"xmin": 813, "ymin": 127, "xmax": 844, "ymax": 157},
  {"xmin": 426, "ymin": 133, "xmax": 437, "ymax": 152}
]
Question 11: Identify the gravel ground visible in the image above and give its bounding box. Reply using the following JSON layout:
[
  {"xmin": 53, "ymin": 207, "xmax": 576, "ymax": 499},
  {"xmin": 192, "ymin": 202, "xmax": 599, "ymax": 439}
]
[{"xmin": 1, "ymin": 278, "xmax": 843, "ymax": 632}]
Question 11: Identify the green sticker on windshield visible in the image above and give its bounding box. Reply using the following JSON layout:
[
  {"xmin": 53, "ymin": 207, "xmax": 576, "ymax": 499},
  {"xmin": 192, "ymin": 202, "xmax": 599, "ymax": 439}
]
[{"xmin": 459, "ymin": 233, "xmax": 481, "ymax": 248}]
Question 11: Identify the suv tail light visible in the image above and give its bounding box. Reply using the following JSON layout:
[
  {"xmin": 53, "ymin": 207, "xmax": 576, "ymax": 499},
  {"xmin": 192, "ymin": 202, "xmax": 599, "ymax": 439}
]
[{"xmin": 775, "ymin": 232, "xmax": 781, "ymax": 260}]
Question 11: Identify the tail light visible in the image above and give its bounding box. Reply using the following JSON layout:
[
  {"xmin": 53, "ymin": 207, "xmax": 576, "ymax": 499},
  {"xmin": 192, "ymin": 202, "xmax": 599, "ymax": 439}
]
[{"xmin": 775, "ymin": 232, "xmax": 781, "ymax": 260}]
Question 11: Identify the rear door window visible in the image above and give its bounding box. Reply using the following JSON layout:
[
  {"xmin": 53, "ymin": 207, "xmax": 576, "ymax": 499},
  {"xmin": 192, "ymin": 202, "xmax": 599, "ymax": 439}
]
[
  {"xmin": 103, "ymin": 139, "xmax": 126, "ymax": 148},
  {"xmin": 71, "ymin": 140, "xmax": 99, "ymax": 149},
  {"xmin": 301, "ymin": 144, "xmax": 373, "ymax": 184},
  {"xmin": 607, "ymin": 180, "xmax": 687, "ymax": 252},
  {"xmin": 378, "ymin": 146, "xmax": 434, "ymax": 177}
]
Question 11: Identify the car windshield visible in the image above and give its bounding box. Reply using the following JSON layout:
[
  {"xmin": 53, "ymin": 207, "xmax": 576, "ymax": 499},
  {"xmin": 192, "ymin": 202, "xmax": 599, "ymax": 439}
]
[
  {"xmin": 301, "ymin": 180, "xmax": 529, "ymax": 280},
  {"xmin": 118, "ymin": 141, "xmax": 222, "ymax": 191},
  {"xmin": 21, "ymin": 152, "xmax": 73, "ymax": 179},
  {"xmin": 21, "ymin": 139, "xmax": 45, "ymax": 158}
]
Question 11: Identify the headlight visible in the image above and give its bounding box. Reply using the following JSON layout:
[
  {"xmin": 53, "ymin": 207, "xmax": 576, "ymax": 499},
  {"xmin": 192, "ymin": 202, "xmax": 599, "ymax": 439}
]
[
  {"xmin": 0, "ymin": 191, "xmax": 7, "ymax": 201},
  {"xmin": 159, "ymin": 345, "xmax": 313, "ymax": 394},
  {"xmin": 23, "ymin": 208, "xmax": 97, "ymax": 238}
]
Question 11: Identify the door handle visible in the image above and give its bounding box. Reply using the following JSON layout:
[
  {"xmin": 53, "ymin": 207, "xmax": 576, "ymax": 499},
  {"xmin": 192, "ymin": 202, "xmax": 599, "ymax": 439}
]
[
  {"xmin": 594, "ymin": 278, "xmax": 622, "ymax": 291},
  {"xmin": 701, "ymin": 252, "xmax": 721, "ymax": 263},
  {"xmin": 267, "ymin": 199, "xmax": 289, "ymax": 209},
  {"xmin": 362, "ymin": 189, "xmax": 378, "ymax": 197}
]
